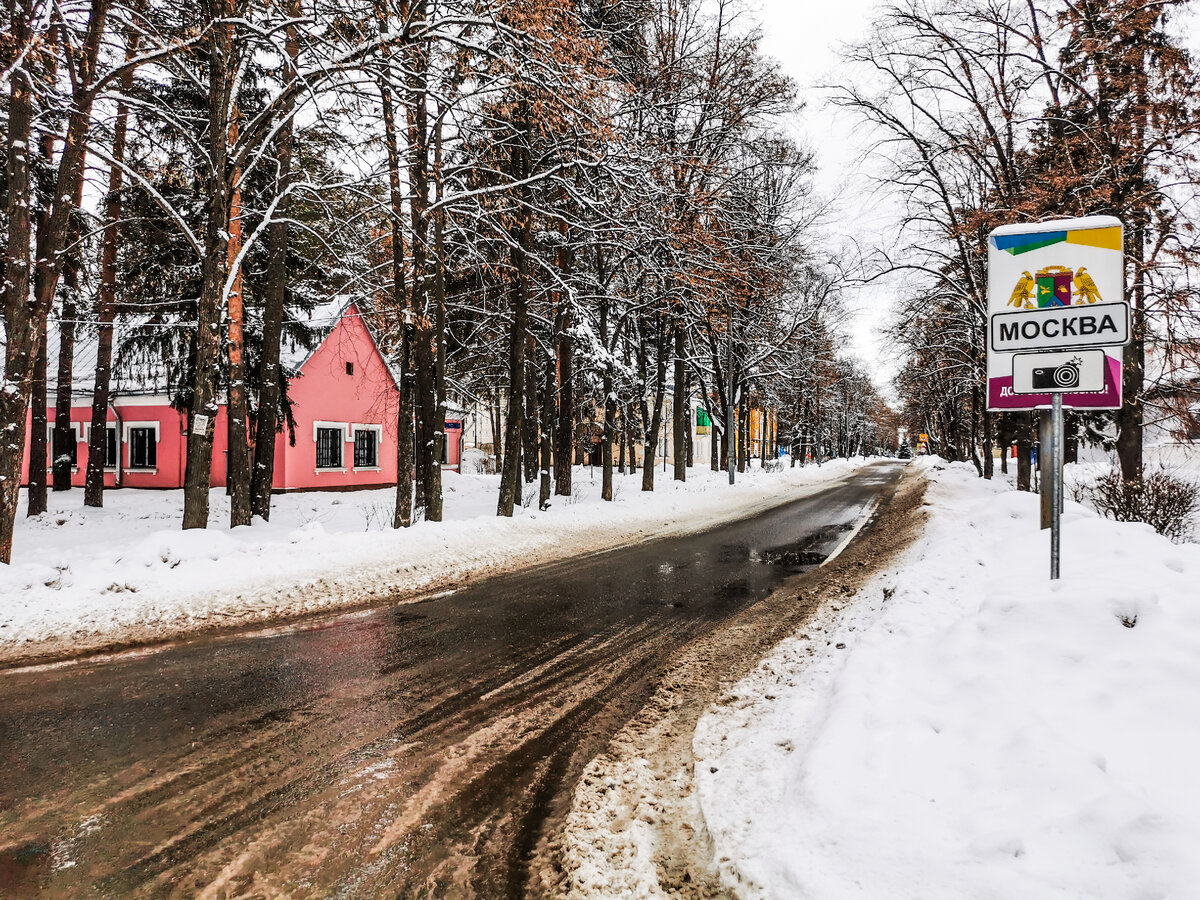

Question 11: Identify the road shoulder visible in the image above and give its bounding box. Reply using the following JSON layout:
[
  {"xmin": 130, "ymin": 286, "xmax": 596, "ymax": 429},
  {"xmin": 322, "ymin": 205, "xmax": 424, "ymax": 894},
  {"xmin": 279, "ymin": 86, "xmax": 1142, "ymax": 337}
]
[{"xmin": 540, "ymin": 465, "xmax": 928, "ymax": 898}]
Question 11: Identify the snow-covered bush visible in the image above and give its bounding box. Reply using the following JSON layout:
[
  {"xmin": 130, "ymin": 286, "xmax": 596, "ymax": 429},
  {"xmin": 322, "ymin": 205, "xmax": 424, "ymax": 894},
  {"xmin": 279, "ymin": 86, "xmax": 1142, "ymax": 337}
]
[
  {"xmin": 1080, "ymin": 467, "xmax": 1199, "ymax": 543},
  {"xmin": 460, "ymin": 446, "xmax": 495, "ymax": 475}
]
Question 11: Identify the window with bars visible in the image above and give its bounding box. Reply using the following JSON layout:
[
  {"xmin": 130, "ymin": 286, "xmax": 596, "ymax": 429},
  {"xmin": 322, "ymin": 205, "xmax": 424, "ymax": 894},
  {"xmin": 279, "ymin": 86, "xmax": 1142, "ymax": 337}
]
[
  {"xmin": 316, "ymin": 427, "xmax": 343, "ymax": 469},
  {"xmin": 353, "ymin": 428, "xmax": 378, "ymax": 468},
  {"xmin": 129, "ymin": 427, "xmax": 157, "ymax": 469},
  {"xmin": 51, "ymin": 425, "xmax": 79, "ymax": 466}
]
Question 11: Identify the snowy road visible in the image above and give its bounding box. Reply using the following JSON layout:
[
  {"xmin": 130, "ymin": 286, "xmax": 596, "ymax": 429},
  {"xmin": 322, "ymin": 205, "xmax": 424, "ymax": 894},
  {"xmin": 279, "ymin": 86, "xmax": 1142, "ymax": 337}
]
[{"xmin": 0, "ymin": 462, "xmax": 905, "ymax": 898}]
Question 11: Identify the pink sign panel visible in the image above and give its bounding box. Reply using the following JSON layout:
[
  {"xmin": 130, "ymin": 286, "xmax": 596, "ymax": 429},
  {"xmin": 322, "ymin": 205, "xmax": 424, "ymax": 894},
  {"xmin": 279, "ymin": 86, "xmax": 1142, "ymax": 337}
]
[{"xmin": 987, "ymin": 353, "xmax": 1122, "ymax": 410}]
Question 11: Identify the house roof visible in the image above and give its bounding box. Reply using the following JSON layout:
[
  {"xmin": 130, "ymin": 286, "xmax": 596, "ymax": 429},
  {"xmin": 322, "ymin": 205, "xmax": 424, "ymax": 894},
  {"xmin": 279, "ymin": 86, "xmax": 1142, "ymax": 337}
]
[
  {"xmin": 5, "ymin": 296, "xmax": 402, "ymax": 401},
  {"xmin": 279, "ymin": 297, "xmax": 346, "ymax": 373}
]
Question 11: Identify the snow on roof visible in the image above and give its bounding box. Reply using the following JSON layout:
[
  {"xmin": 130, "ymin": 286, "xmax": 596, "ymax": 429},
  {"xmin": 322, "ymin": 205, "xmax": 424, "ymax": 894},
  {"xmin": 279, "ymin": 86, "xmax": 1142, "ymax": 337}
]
[
  {"xmin": 8, "ymin": 295, "xmax": 402, "ymax": 401},
  {"xmin": 279, "ymin": 296, "xmax": 350, "ymax": 373},
  {"xmin": 41, "ymin": 319, "xmax": 176, "ymax": 397}
]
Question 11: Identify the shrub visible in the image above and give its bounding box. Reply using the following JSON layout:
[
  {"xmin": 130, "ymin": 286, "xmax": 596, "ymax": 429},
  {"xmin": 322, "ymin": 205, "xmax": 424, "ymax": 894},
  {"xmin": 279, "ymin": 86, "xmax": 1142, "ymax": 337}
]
[{"xmin": 1081, "ymin": 467, "xmax": 1199, "ymax": 543}]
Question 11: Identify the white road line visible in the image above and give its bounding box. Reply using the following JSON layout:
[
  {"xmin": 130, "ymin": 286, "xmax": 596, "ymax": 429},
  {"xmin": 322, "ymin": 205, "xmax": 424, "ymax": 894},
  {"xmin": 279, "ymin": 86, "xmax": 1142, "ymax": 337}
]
[{"xmin": 820, "ymin": 498, "xmax": 880, "ymax": 567}]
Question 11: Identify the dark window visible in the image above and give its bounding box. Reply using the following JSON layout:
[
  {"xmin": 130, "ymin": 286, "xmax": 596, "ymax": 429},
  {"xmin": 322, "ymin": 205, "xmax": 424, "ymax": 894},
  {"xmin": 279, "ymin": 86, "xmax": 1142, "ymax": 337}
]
[
  {"xmin": 129, "ymin": 427, "xmax": 157, "ymax": 469},
  {"xmin": 354, "ymin": 429, "xmax": 377, "ymax": 467},
  {"xmin": 345, "ymin": 361, "xmax": 354, "ymax": 376},
  {"xmin": 52, "ymin": 425, "xmax": 78, "ymax": 466},
  {"xmin": 317, "ymin": 427, "xmax": 343, "ymax": 469},
  {"xmin": 105, "ymin": 427, "xmax": 118, "ymax": 468}
]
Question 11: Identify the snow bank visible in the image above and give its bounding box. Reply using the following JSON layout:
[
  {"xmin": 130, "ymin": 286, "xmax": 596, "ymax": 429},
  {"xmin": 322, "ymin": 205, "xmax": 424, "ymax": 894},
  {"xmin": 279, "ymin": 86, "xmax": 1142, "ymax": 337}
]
[
  {"xmin": 1, "ymin": 461, "xmax": 861, "ymax": 660},
  {"xmin": 696, "ymin": 457, "xmax": 1200, "ymax": 899}
]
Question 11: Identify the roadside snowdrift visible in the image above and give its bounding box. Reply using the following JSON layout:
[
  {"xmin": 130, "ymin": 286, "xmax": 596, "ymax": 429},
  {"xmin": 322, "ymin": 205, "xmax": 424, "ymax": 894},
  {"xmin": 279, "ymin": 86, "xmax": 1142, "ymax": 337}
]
[
  {"xmin": 1, "ymin": 461, "xmax": 858, "ymax": 663},
  {"xmin": 696, "ymin": 457, "xmax": 1200, "ymax": 899}
]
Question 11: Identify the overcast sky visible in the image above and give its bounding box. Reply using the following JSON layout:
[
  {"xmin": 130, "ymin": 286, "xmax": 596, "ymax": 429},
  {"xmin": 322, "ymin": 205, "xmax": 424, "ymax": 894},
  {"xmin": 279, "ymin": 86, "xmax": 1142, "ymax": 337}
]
[
  {"xmin": 750, "ymin": 0, "xmax": 1200, "ymax": 399},
  {"xmin": 751, "ymin": 0, "xmax": 897, "ymax": 391}
]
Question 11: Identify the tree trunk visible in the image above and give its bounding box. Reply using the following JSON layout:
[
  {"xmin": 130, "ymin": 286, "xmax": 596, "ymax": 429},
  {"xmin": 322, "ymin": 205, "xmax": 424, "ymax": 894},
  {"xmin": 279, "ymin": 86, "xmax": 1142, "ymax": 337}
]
[
  {"xmin": 554, "ymin": 299, "xmax": 574, "ymax": 497},
  {"xmin": 427, "ymin": 118, "xmax": 447, "ymax": 522},
  {"xmin": 1116, "ymin": 258, "xmax": 1144, "ymax": 481},
  {"xmin": 51, "ymin": 148, "xmax": 86, "ymax": 496},
  {"xmin": 672, "ymin": 322, "xmax": 686, "ymax": 482},
  {"xmin": 250, "ymin": 5, "xmax": 297, "ymax": 521},
  {"xmin": 489, "ymin": 395, "xmax": 502, "ymax": 472},
  {"xmin": 1016, "ymin": 412, "xmax": 1032, "ymax": 492},
  {"xmin": 183, "ymin": 5, "xmax": 236, "ymax": 530},
  {"xmin": 737, "ymin": 397, "xmax": 748, "ymax": 473},
  {"xmin": 28, "ymin": 337, "xmax": 48, "ymax": 517},
  {"xmin": 982, "ymin": 406, "xmax": 993, "ymax": 480},
  {"xmin": 641, "ymin": 319, "xmax": 668, "ymax": 493},
  {"xmin": 497, "ymin": 146, "xmax": 531, "ymax": 516},
  {"xmin": 540, "ymin": 348, "xmax": 554, "ymax": 509},
  {"xmin": 0, "ymin": 0, "xmax": 36, "ymax": 560},
  {"xmin": 0, "ymin": 0, "xmax": 110, "ymax": 560},
  {"xmin": 225, "ymin": 112, "xmax": 252, "ymax": 528},
  {"xmin": 599, "ymin": 294, "xmax": 614, "ymax": 501},
  {"xmin": 86, "ymin": 26, "xmax": 140, "ymax": 508},
  {"xmin": 522, "ymin": 342, "xmax": 539, "ymax": 488},
  {"xmin": 52, "ymin": 287, "xmax": 77, "ymax": 493},
  {"xmin": 497, "ymin": 263, "xmax": 527, "ymax": 516}
]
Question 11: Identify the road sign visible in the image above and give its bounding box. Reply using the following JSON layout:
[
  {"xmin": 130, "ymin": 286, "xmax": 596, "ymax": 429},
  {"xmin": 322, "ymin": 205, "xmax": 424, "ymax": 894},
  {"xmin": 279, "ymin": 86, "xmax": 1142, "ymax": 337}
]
[
  {"xmin": 918, "ymin": 433, "xmax": 928, "ymax": 442},
  {"xmin": 1011, "ymin": 349, "xmax": 1108, "ymax": 394},
  {"xmin": 987, "ymin": 216, "xmax": 1128, "ymax": 581},
  {"xmin": 990, "ymin": 301, "xmax": 1130, "ymax": 353},
  {"xmin": 986, "ymin": 216, "xmax": 1125, "ymax": 412}
]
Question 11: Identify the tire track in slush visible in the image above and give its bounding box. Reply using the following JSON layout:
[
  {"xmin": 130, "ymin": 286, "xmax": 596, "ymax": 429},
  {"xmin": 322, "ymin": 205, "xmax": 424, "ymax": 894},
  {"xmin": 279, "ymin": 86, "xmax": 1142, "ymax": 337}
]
[{"xmin": 0, "ymin": 464, "xmax": 904, "ymax": 898}]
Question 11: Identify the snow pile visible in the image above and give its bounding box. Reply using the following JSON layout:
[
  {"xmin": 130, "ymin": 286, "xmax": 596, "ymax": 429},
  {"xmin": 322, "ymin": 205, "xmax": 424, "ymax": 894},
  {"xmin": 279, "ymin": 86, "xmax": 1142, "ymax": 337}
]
[
  {"xmin": 696, "ymin": 457, "xmax": 1200, "ymax": 899},
  {"xmin": 1, "ymin": 460, "xmax": 862, "ymax": 660}
]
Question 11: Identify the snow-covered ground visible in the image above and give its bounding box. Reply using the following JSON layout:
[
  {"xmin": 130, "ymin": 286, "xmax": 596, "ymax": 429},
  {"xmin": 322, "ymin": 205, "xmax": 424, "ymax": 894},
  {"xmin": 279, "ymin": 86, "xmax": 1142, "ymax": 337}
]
[
  {"xmin": 695, "ymin": 456, "xmax": 1200, "ymax": 899},
  {"xmin": 0, "ymin": 460, "xmax": 863, "ymax": 663}
]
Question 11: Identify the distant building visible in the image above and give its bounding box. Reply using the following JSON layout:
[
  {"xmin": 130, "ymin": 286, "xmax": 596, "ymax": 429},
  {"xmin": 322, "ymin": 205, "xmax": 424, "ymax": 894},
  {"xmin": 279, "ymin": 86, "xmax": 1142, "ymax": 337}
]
[{"xmin": 20, "ymin": 301, "xmax": 463, "ymax": 491}]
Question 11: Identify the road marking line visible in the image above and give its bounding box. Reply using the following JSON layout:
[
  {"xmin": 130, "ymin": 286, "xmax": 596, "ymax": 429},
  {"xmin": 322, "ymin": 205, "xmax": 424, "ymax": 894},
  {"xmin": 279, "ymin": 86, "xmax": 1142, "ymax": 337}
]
[{"xmin": 820, "ymin": 498, "xmax": 880, "ymax": 567}]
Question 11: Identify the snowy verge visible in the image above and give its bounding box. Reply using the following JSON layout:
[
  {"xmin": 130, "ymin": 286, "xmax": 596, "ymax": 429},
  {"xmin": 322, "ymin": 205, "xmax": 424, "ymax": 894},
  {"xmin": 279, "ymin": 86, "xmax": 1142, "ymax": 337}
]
[
  {"xmin": 1, "ymin": 461, "xmax": 864, "ymax": 664},
  {"xmin": 694, "ymin": 457, "xmax": 1200, "ymax": 899}
]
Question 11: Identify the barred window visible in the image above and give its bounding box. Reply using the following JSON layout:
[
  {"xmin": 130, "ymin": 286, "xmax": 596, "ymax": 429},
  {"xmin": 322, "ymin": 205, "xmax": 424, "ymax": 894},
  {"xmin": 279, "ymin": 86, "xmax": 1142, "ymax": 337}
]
[
  {"xmin": 52, "ymin": 425, "xmax": 79, "ymax": 466},
  {"xmin": 129, "ymin": 427, "xmax": 157, "ymax": 469},
  {"xmin": 354, "ymin": 428, "xmax": 378, "ymax": 468},
  {"xmin": 316, "ymin": 427, "xmax": 343, "ymax": 469}
]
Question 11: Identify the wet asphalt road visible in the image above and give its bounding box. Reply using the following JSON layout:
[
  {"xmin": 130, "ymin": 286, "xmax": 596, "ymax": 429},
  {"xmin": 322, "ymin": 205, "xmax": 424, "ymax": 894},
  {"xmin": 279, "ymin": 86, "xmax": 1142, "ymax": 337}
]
[{"xmin": 0, "ymin": 462, "xmax": 903, "ymax": 898}]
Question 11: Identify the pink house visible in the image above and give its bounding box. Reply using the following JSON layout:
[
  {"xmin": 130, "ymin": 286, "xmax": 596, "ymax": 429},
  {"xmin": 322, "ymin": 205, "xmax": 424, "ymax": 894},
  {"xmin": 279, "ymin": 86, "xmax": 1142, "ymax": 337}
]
[{"xmin": 20, "ymin": 301, "xmax": 462, "ymax": 492}]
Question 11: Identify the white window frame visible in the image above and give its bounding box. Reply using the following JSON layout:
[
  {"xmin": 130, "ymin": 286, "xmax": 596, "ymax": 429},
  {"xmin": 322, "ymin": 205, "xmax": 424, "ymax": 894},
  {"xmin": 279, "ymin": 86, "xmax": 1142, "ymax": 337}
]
[
  {"xmin": 45, "ymin": 421, "xmax": 80, "ymax": 472},
  {"xmin": 81, "ymin": 423, "xmax": 121, "ymax": 471},
  {"xmin": 123, "ymin": 421, "xmax": 161, "ymax": 473},
  {"xmin": 313, "ymin": 421, "xmax": 349, "ymax": 473},
  {"xmin": 351, "ymin": 423, "xmax": 384, "ymax": 471}
]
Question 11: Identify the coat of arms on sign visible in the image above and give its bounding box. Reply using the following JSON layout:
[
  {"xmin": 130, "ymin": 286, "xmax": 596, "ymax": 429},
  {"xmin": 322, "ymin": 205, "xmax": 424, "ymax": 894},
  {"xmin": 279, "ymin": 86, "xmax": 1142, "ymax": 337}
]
[{"xmin": 1007, "ymin": 266, "xmax": 1104, "ymax": 309}]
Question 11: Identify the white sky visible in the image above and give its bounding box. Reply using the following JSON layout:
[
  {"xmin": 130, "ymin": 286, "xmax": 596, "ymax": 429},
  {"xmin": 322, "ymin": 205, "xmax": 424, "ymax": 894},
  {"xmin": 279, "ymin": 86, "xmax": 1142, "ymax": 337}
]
[
  {"xmin": 750, "ymin": 0, "xmax": 899, "ymax": 393},
  {"xmin": 752, "ymin": 0, "xmax": 1200, "ymax": 402}
]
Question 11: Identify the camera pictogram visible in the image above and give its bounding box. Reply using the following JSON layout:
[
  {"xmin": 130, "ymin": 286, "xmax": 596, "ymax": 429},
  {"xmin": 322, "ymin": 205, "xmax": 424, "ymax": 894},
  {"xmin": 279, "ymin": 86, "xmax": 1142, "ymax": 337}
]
[{"xmin": 1031, "ymin": 356, "xmax": 1082, "ymax": 391}]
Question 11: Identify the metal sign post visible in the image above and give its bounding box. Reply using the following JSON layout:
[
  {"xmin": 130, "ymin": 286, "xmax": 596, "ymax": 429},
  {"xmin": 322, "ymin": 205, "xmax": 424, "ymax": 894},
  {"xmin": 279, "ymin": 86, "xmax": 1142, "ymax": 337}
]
[{"xmin": 1050, "ymin": 393, "xmax": 1063, "ymax": 580}]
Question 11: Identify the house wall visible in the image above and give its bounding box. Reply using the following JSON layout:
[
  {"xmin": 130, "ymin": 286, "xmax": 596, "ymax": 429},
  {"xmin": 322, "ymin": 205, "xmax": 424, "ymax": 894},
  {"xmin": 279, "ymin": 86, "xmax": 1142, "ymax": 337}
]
[
  {"xmin": 21, "ymin": 401, "xmax": 228, "ymax": 490},
  {"xmin": 280, "ymin": 311, "xmax": 401, "ymax": 491},
  {"xmin": 17, "ymin": 305, "xmax": 467, "ymax": 493},
  {"xmin": 20, "ymin": 405, "xmax": 119, "ymax": 488}
]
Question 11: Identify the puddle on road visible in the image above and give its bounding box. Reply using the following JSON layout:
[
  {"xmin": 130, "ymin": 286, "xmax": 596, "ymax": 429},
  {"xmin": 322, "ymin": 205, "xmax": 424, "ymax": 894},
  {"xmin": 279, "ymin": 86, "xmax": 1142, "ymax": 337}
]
[
  {"xmin": 760, "ymin": 547, "xmax": 828, "ymax": 567},
  {"xmin": 754, "ymin": 521, "xmax": 856, "ymax": 570}
]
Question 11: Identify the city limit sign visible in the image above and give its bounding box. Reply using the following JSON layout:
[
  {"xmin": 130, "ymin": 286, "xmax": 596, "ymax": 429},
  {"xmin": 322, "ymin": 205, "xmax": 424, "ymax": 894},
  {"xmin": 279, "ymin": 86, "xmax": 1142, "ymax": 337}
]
[{"xmin": 986, "ymin": 216, "xmax": 1125, "ymax": 411}]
